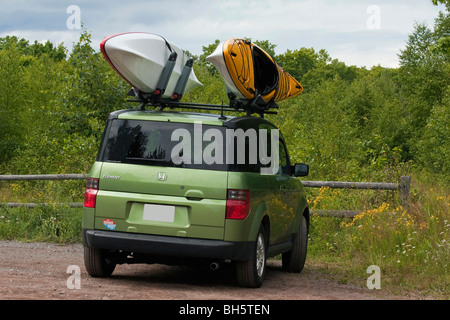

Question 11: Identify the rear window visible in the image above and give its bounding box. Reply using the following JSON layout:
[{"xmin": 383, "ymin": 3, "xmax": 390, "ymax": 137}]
[
  {"xmin": 97, "ymin": 119, "xmax": 277, "ymax": 173},
  {"xmin": 98, "ymin": 119, "xmax": 227, "ymax": 171}
]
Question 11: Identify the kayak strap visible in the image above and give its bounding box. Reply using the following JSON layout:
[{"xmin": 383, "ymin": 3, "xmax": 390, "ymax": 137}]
[
  {"xmin": 155, "ymin": 51, "xmax": 178, "ymax": 97},
  {"xmin": 172, "ymin": 58, "xmax": 194, "ymax": 102},
  {"xmin": 125, "ymin": 52, "xmax": 178, "ymax": 110}
]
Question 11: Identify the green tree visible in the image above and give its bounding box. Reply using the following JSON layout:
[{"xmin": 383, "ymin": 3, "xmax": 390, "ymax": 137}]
[
  {"xmin": 60, "ymin": 31, "xmax": 129, "ymax": 136},
  {"xmin": 275, "ymin": 47, "xmax": 324, "ymax": 81},
  {"xmin": 273, "ymin": 77, "xmax": 362, "ymax": 180},
  {"xmin": 4, "ymin": 31, "xmax": 131, "ymax": 174},
  {"xmin": 415, "ymin": 92, "xmax": 450, "ymax": 176},
  {"xmin": 0, "ymin": 44, "xmax": 29, "ymax": 163},
  {"xmin": 398, "ymin": 3, "xmax": 449, "ymax": 176},
  {"xmin": 432, "ymin": 0, "xmax": 449, "ymax": 8},
  {"xmin": 0, "ymin": 36, "xmax": 66, "ymax": 61},
  {"xmin": 197, "ymin": 39, "xmax": 221, "ymax": 75},
  {"xmin": 254, "ymin": 39, "xmax": 277, "ymax": 57},
  {"xmin": 346, "ymin": 68, "xmax": 411, "ymax": 170},
  {"xmin": 398, "ymin": 21, "xmax": 449, "ymax": 124},
  {"xmin": 301, "ymin": 58, "xmax": 361, "ymax": 92},
  {"xmin": 432, "ymin": 0, "xmax": 450, "ymax": 59}
]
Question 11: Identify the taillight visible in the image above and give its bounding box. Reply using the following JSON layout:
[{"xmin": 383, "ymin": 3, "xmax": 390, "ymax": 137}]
[
  {"xmin": 84, "ymin": 178, "xmax": 99, "ymax": 208},
  {"xmin": 226, "ymin": 189, "xmax": 250, "ymax": 220}
]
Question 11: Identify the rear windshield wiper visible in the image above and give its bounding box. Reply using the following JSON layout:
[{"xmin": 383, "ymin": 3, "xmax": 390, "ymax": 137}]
[{"xmin": 126, "ymin": 157, "xmax": 171, "ymax": 165}]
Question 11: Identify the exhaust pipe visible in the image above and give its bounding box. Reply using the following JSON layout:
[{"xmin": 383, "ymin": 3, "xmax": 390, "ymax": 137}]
[{"xmin": 210, "ymin": 262, "xmax": 220, "ymax": 271}]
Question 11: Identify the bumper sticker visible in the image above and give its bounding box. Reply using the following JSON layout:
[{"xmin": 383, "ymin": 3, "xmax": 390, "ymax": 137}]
[{"xmin": 103, "ymin": 219, "xmax": 116, "ymax": 230}]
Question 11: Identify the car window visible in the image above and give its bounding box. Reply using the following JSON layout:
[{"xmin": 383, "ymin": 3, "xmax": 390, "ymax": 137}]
[
  {"xmin": 99, "ymin": 119, "xmax": 229, "ymax": 171},
  {"xmin": 277, "ymin": 140, "xmax": 290, "ymax": 175},
  {"xmin": 98, "ymin": 118, "xmax": 287, "ymax": 174}
]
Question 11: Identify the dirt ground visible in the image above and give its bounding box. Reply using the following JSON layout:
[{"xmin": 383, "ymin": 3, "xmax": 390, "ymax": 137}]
[{"xmin": 0, "ymin": 240, "xmax": 417, "ymax": 300}]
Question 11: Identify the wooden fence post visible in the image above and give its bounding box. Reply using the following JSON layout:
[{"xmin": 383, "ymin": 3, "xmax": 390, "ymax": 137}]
[{"xmin": 399, "ymin": 176, "xmax": 411, "ymax": 210}]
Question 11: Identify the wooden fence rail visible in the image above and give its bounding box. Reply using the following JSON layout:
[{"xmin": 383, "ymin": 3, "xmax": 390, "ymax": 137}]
[
  {"xmin": 0, "ymin": 174, "xmax": 411, "ymax": 218},
  {"xmin": 303, "ymin": 176, "xmax": 411, "ymax": 217},
  {"xmin": 0, "ymin": 174, "xmax": 87, "ymax": 181}
]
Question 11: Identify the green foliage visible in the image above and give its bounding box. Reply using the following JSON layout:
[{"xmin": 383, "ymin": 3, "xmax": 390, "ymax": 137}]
[
  {"xmin": 0, "ymin": 205, "xmax": 82, "ymax": 243},
  {"xmin": 0, "ymin": 36, "xmax": 66, "ymax": 61},
  {"xmin": 1, "ymin": 30, "xmax": 131, "ymax": 175},
  {"xmin": 254, "ymin": 39, "xmax": 277, "ymax": 57},
  {"xmin": 415, "ymin": 92, "xmax": 450, "ymax": 175},
  {"xmin": 307, "ymin": 180, "xmax": 449, "ymax": 297},
  {"xmin": 197, "ymin": 39, "xmax": 221, "ymax": 76},
  {"xmin": 0, "ymin": 44, "xmax": 29, "ymax": 162},
  {"xmin": 275, "ymin": 47, "xmax": 326, "ymax": 82}
]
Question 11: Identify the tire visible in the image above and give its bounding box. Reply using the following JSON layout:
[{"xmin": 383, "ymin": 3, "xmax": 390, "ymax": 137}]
[
  {"xmin": 236, "ymin": 225, "xmax": 267, "ymax": 288},
  {"xmin": 282, "ymin": 215, "xmax": 308, "ymax": 273},
  {"xmin": 84, "ymin": 246, "xmax": 116, "ymax": 277}
]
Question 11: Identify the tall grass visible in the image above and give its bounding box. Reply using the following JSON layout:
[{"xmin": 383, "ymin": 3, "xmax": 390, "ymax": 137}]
[
  {"xmin": 307, "ymin": 176, "xmax": 449, "ymax": 298},
  {"xmin": 0, "ymin": 180, "xmax": 84, "ymax": 243},
  {"xmin": 0, "ymin": 205, "xmax": 82, "ymax": 243}
]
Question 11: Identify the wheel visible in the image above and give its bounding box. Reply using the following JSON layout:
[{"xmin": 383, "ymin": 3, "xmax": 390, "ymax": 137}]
[
  {"xmin": 236, "ymin": 225, "xmax": 267, "ymax": 288},
  {"xmin": 282, "ymin": 215, "xmax": 308, "ymax": 273},
  {"xmin": 84, "ymin": 246, "xmax": 116, "ymax": 277}
]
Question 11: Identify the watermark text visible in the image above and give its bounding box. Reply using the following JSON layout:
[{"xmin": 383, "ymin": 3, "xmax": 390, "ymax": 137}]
[
  {"xmin": 366, "ymin": 265, "xmax": 381, "ymax": 289},
  {"xmin": 66, "ymin": 265, "xmax": 81, "ymax": 289},
  {"xmin": 367, "ymin": 5, "xmax": 381, "ymax": 30},
  {"xmin": 171, "ymin": 122, "xmax": 280, "ymax": 175},
  {"xmin": 66, "ymin": 5, "xmax": 81, "ymax": 30}
]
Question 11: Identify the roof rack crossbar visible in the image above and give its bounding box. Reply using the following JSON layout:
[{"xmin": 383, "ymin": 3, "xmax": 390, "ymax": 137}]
[{"xmin": 126, "ymin": 98, "xmax": 278, "ymax": 115}]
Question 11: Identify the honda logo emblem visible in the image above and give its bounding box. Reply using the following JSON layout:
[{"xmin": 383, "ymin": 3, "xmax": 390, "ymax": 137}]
[{"xmin": 157, "ymin": 172, "xmax": 168, "ymax": 181}]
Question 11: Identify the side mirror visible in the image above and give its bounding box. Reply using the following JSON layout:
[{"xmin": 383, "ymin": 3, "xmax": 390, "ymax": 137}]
[{"xmin": 293, "ymin": 163, "xmax": 309, "ymax": 177}]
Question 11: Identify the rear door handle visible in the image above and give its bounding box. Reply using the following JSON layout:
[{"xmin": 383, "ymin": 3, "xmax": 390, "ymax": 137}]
[{"xmin": 184, "ymin": 190, "xmax": 205, "ymax": 201}]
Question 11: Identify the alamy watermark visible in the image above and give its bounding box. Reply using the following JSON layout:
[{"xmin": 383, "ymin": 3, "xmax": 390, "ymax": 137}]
[
  {"xmin": 366, "ymin": 265, "xmax": 381, "ymax": 290},
  {"xmin": 367, "ymin": 5, "xmax": 381, "ymax": 30},
  {"xmin": 66, "ymin": 265, "xmax": 81, "ymax": 289},
  {"xmin": 170, "ymin": 122, "xmax": 280, "ymax": 175},
  {"xmin": 66, "ymin": 5, "xmax": 81, "ymax": 30}
]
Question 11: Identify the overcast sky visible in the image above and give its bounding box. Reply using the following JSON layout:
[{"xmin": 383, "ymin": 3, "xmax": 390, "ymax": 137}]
[{"xmin": 0, "ymin": 0, "xmax": 444, "ymax": 68}]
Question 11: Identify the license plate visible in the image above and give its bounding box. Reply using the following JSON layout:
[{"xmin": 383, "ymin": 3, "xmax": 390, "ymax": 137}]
[{"xmin": 143, "ymin": 204, "xmax": 175, "ymax": 223}]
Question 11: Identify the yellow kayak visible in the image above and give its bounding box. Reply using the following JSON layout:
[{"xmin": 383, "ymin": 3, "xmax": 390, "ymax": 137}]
[{"xmin": 207, "ymin": 38, "xmax": 303, "ymax": 104}]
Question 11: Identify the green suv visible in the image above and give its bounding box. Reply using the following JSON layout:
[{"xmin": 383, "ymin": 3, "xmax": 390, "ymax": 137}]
[{"xmin": 82, "ymin": 108, "xmax": 309, "ymax": 288}]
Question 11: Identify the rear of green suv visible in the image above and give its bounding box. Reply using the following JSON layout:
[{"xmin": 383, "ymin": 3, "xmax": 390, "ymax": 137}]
[{"xmin": 82, "ymin": 109, "xmax": 309, "ymax": 287}]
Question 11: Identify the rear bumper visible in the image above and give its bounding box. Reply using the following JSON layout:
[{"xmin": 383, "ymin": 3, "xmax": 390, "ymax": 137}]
[{"xmin": 82, "ymin": 229, "xmax": 253, "ymax": 261}]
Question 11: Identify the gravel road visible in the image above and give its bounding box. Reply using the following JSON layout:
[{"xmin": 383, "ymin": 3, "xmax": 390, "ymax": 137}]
[{"xmin": 0, "ymin": 241, "xmax": 406, "ymax": 300}]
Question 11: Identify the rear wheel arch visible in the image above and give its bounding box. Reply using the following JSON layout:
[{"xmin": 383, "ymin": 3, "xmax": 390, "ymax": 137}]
[
  {"xmin": 247, "ymin": 201, "xmax": 270, "ymax": 242},
  {"xmin": 236, "ymin": 224, "xmax": 268, "ymax": 288},
  {"xmin": 260, "ymin": 215, "xmax": 270, "ymax": 246}
]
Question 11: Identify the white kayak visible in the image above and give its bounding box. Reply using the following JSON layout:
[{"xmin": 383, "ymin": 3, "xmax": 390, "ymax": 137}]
[{"xmin": 101, "ymin": 32, "xmax": 202, "ymax": 98}]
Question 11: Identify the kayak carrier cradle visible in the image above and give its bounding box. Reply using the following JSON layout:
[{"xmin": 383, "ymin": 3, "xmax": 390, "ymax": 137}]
[
  {"xmin": 127, "ymin": 81, "xmax": 280, "ymax": 118},
  {"xmin": 125, "ymin": 50, "xmax": 279, "ymax": 118},
  {"xmin": 127, "ymin": 89, "xmax": 279, "ymax": 118}
]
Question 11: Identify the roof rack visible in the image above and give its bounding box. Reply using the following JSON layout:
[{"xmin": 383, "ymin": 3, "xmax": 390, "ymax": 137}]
[
  {"xmin": 127, "ymin": 90, "xmax": 278, "ymax": 118},
  {"xmin": 125, "ymin": 51, "xmax": 278, "ymax": 118}
]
